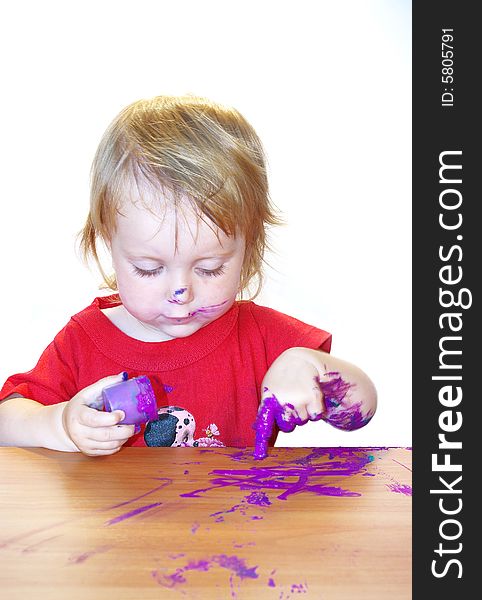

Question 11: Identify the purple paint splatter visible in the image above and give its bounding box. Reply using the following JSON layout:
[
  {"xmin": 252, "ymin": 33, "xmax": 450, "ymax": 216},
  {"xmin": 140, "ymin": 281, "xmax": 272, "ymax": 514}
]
[
  {"xmin": 387, "ymin": 483, "xmax": 412, "ymax": 496},
  {"xmin": 152, "ymin": 554, "xmax": 259, "ymax": 588},
  {"xmin": 182, "ymin": 448, "xmax": 373, "ymax": 501},
  {"xmin": 245, "ymin": 491, "xmax": 271, "ymax": 506}
]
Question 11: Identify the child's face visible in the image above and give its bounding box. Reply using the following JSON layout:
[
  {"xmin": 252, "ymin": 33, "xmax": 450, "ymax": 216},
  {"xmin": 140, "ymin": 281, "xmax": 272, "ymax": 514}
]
[{"xmin": 109, "ymin": 197, "xmax": 245, "ymax": 340}]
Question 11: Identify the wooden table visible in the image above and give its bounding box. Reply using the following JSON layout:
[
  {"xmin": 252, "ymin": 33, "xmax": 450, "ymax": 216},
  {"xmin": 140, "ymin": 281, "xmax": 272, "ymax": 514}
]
[{"xmin": 0, "ymin": 446, "xmax": 411, "ymax": 599}]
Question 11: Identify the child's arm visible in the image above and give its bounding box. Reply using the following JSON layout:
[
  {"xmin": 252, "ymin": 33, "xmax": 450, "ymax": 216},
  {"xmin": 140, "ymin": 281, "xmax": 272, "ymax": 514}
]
[
  {"xmin": 0, "ymin": 373, "xmax": 135, "ymax": 455},
  {"xmin": 261, "ymin": 347, "xmax": 377, "ymax": 430}
]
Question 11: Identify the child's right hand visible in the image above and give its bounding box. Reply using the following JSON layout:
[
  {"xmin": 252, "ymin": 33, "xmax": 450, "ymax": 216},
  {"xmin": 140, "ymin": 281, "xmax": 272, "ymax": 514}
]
[{"xmin": 62, "ymin": 373, "xmax": 136, "ymax": 456}]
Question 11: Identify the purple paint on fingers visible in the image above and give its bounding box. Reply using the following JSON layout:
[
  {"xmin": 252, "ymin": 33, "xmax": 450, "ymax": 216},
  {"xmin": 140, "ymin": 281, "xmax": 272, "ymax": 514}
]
[
  {"xmin": 318, "ymin": 372, "xmax": 374, "ymax": 430},
  {"xmin": 253, "ymin": 391, "xmax": 300, "ymax": 460},
  {"xmin": 245, "ymin": 491, "xmax": 271, "ymax": 506}
]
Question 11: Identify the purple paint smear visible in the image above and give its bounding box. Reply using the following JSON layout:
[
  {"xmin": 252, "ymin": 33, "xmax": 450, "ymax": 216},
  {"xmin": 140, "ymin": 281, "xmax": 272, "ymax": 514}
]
[
  {"xmin": 103, "ymin": 478, "xmax": 171, "ymax": 525},
  {"xmin": 168, "ymin": 288, "xmax": 188, "ymax": 304},
  {"xmin": 68, "ymin": 545, "xmax": 111, "ymax": 564},
  {"xmin": 209, "ymin": 492, "xmax": 270, "ymax": 522},
  {"xmin": 182, "ymin": 448, "xmax": 374, "ymax": 501},
  {"xmin": 105, "ymin": 502, "xmax": 163, "ymax": 525},
  {"xmin": 387, "ymin": 483, "xmax": 412, "ymax": 496},
  {"xmin": 152, "ymin": 554, "xmax": 259, "ymax": 588},
  {"xmin": 253, "ymin": 371, "xmax": 375, "ymax": 459},
  {"xmin": 188, "ymin": 299, "xmax": 229, "ymax": 317}
]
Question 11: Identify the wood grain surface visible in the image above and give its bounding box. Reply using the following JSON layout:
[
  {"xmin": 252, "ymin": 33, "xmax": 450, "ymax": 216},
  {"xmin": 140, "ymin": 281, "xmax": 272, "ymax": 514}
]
[{"xmin": 0, "ymin": 446, "xmax": 411, "ymax": 599}]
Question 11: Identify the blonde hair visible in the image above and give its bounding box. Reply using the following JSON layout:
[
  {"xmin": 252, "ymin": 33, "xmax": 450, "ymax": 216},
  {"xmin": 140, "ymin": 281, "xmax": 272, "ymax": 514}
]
[{"xmin": 79, "ymin": 94, "xmax": 281, "ymax": 298}]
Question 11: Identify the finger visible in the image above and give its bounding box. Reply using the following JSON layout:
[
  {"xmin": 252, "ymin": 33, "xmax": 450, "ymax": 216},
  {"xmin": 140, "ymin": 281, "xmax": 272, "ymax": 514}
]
[
  {"xmin": 294, "ymin": 406, "xmax": 309, "ymax": 424},
  {"xmin": 275, "ymin": 403, "xmax": 298, "ymax": 433},
  {"xmin": 81, "ymin": 446, "xmax": 123, "ymax": 457},
  {"xmin": 84, "ymin": 424, "xmax": 135, "ymax": 444},
  {"xmin": 79, "ymin": 405, "xmax": 126, "ymax": 428},
  {"xmin": 77, "ymin": 372, "xmax": 126, "ymax": 409},
  {"xmin": 306, "ymin": 398, "xmax": 324, "ymax": 421}
]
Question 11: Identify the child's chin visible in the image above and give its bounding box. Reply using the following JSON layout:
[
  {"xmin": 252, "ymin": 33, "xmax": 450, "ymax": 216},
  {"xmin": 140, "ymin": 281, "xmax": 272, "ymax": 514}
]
[{"xmin": 163, "ymin": 320, "xmax": 208, "ymax": 338}]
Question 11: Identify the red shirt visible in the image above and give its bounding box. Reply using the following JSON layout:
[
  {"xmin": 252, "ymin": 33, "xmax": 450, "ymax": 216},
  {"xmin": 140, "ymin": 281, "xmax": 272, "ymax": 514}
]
[{"xmin": 0, "ymin": 296, "xmax": 331, "ymax": 447}]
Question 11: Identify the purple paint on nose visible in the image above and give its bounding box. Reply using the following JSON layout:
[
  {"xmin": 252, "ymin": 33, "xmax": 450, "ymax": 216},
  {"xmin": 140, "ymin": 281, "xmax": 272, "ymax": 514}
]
[{"xmin": 174, "ymin": 288, "xmax": 187, "ymax": 296}]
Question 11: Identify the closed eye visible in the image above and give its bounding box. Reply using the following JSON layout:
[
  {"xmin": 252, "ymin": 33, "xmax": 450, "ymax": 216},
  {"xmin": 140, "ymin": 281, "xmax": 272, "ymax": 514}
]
[
  {"xmin": 196, "ymin": 265, "xmax": 226, "ymax": 278},
  {"xmin": 132, "ymin": 265, "xmax": 164, "ymax": 278}
]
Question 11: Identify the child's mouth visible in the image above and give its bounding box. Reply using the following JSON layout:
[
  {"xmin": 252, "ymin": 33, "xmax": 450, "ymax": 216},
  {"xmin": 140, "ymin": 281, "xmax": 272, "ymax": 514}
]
[{"xmin": 163, "ymin": 300, "xmax": 230, "ymax": 322}]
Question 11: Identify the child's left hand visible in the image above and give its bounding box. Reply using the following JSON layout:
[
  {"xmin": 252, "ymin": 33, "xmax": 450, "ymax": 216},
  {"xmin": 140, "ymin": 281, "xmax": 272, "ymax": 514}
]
[{"xmin": 261, "ymin": 347, "xmax": 325, "ymax": 429}]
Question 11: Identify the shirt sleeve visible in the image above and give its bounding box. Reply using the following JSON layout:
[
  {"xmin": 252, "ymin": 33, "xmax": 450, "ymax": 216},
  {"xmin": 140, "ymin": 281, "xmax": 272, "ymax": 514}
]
[
  {"xmin": 0, "ymin": 321, "xmax": 80, "ymax": 405},
  {"xmin": 247, "ymin": 302, "xmax": 332, "ymax": 366}
]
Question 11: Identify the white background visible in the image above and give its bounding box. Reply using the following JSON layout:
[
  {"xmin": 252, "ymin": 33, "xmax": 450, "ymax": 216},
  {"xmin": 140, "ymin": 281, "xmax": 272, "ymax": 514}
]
[{"xmin": 0, "ymin": 1, "xmax": 411, "ymax": 446}]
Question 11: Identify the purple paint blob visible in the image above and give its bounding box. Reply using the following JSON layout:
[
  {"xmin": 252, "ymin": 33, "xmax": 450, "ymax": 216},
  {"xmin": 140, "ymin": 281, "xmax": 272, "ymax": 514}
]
[{"xmin": 253, "ymin": 392, "xmax": 298, "ymax": 460}]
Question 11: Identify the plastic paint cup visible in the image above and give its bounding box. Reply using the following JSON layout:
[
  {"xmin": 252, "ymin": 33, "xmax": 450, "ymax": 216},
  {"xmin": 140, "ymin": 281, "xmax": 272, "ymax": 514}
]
[{"xmin": 102, "ymin": 375, "xmax": 158, "ymax": 425}]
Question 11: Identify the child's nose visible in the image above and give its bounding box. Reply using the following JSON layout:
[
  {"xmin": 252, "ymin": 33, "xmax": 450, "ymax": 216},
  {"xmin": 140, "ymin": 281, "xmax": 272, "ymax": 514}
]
[{"xmin": 167, "ymin": 285, "xmax": 194, "ymax": 305}]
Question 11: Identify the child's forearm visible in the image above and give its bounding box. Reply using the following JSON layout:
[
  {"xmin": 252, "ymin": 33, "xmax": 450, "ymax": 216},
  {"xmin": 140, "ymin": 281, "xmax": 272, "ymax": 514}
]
[{"xmin": 0, "ymin": 396, "xmax": 78, "ymax": 451}]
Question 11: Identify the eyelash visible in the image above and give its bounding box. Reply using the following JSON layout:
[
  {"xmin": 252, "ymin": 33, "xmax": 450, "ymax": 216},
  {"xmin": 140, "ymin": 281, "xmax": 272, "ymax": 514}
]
[
  {"xmin": 133, "ymin": 266, "xmax": 164, "ymax": 278},
  {"xmin": 197, "ymin": 265, "xmax": 226, "ymax": 278},
  {"xmin": 132, "ymin": 265, "xmax": 226, "ymax": 278}
]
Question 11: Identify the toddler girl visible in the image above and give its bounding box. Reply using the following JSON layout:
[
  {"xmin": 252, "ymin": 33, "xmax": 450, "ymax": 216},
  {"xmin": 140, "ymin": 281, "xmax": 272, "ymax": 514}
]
[{"xmin": 0, "ymin": 95, "xmax": 377, "ymax": 456}]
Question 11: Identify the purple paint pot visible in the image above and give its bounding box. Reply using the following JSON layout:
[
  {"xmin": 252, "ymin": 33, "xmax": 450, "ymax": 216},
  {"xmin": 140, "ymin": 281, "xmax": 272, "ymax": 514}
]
[{"xmin": 102, "ymin": 375, "xmax": 158, "ymax": 425}]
